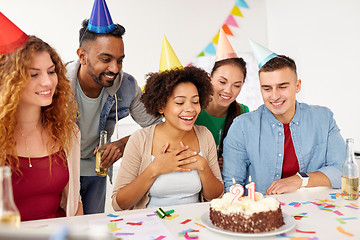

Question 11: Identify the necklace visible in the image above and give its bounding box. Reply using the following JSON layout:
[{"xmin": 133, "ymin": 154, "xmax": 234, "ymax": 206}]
[{"xmin": 17, "ymin": 123, "xmax": 41, "ymax": 168}]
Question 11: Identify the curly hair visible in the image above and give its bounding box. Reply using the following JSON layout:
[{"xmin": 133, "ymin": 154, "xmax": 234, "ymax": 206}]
[
  {"xmin": 0, "ymin": 35, "xmax": 79, "ymax": 172},
  {"xmin": 141, "ymin": 66, "xmax": 213, "ymax": 117}
]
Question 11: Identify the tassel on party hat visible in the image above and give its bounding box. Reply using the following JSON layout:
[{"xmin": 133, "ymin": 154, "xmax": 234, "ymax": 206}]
[
  {"xmin": 159, "ymin": 35, "xmax": 182, "ymax": 72},
  {"xmin": 0, "ymin": 12, "xmax": 29, "ymax": 54},
  {"xmin": 215, "ymin": 27, "xmax": 238, "ymax": 62},
  {"xmin": 87, "ymin": 0, "xmax": 115, "ymax": 33},
  {"xmin": 249, "ymin": 39, "xmax": 277, "ymax": 69}
]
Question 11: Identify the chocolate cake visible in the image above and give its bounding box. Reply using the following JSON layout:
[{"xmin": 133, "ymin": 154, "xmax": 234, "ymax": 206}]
[{"xmin": 209, "ymin": 193, "xmax": 285, "ymax": 233}]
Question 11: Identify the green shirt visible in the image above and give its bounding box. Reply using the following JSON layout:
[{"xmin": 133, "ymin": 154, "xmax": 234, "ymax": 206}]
[{"xmin": 195, "ymin": 103, "xmax": 249, "ymax": 147}]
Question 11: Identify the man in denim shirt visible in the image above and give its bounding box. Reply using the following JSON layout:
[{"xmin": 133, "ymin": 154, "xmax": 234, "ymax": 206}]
[
  {"xmin": 66, "ymin": 18, "xmax": 160, "ymax": 214},
  {"xmin": 222, "ymin": 54, "xmax": 345, "ymax": 195}
]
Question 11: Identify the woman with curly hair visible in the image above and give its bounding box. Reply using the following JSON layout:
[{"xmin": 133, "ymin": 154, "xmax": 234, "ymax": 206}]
[
  {"xmin": 111, "ymin": 66, "xmax": 223, "ymax": 210},
  {"xmin": 0, "ymin": 35, "xmax": 83, "ymax": 220}
]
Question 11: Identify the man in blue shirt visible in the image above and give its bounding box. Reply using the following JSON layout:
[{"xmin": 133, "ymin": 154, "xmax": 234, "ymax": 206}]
[{"xmin": 222, "ymin": 51, "xmax": 345, "ymax": 195}]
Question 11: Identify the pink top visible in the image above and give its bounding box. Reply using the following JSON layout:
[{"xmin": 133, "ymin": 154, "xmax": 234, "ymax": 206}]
[{"xmin": 12, "ymin": 150, "xmax": 69, "ymax": 221}]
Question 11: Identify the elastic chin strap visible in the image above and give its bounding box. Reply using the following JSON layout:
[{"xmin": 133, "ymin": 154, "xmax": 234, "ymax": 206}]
[{"xmin": 115, "ymin": 94, "xmax": 119, "ymax": 139}]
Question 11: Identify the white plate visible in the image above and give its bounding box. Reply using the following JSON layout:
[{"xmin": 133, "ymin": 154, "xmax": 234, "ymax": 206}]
[{"xmin": 201, "ymin": 212, "xmax": 296, "ymax": 237}]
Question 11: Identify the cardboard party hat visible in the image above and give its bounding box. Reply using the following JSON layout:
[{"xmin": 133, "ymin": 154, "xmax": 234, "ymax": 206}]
[
  {"xmin": 87, "ymin": 0, "xmax": 115, "ymax": 33},
  {"xmin": 159, "ymin": 35, "xmax": 183, "ymax": 72},
  {"xmin": 249, "ymin": 39, "xmax": 278, "ymax": 69},
  {"xmin": 0, "ymin": 12, "xmax": 29, "ymax": 54},
  {"xmin": 215, "ymin": 27, "xmax": 238, "ymax": 62}
]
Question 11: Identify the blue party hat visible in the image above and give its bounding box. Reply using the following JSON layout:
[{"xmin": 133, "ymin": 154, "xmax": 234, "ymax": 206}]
[
  {"xmin": 249, "ymin": 39, "xmax": 277, "ymax": 69},
  {"xmin": 87, "ymin": 0, "xmax": 115, "ymax": 33}
]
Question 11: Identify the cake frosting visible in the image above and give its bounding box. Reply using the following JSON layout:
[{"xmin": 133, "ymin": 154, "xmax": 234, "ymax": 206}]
[{"xmin": 209, "ymin": 192, "xmax": 285, "ymax": 233}]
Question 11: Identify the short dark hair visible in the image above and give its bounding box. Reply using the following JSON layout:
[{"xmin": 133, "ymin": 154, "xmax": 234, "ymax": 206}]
[
  {"xmin": 79, "ymin": 19, "xmax": 126, "ymax": 47},
  {"xmin": 259, "ymin": 55, "xmax": 297, "ymax": 75},
  {"xmin": 211, "ymin": 57, "xmax": 247, "ymax": 81},
  {"xmin": 141, "ymin": 66, "xmax": 213, "ymax": 117}
]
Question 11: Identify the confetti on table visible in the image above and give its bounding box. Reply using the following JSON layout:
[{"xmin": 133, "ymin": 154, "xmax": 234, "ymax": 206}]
[
  {"xmin": 279, "ymin": 201, "xmax": 286, "ymax": 206},
  {"xmin": 301, "ymin": 201, "xmax": 312, "ymax": 205},
  {"xmin": 180, "ymin": 219, "xmax": 192, "ymax": 224},
  {"xmin": 107, "ymin": 222, "xmax": 116, "ymax": 231},
  {"xmin": 293, "ymin": 203, "xmax": 301, "ymax": 207},
  {"xmin": 178, "ymin": 228, "xmax": 195, "ymax": 236},
  {"xmin": 345, "ymin": 205, "xmax": 359, "ymax": 210},
  {"xmin": 350, "ymin": 203, "xmax": 359, "ymax": 208},
  {"xmin": 110, "ymin": 218, "xmax": 123, "ymax": 222},
  {"xmin": 289, "ymin": 237, "xmax": 312, "ymax": 240},
  {"xmin": 107, "ymin": 214, "xmax": 119, "ymax": 218},
  {"xmin": 195, "ymin": 217, "xmax": 201, "ymax": 221},
  {"xmin": 324, "ymin": 204, "xmax": 335, "ymax": 208},
  {"xmin": 341, "ymin": 217, "xmax": 357, "ymax": 220},
  {"xmin": 296, "ymin": 229, "xmax": 316, "ymax": 234},
  {"xmin": 147, "ymin": 213, "xmax": 157, "ymax": 217},
  {"xmin": 126, "ymin": 221, "xmax": 143, "ymax": 226},
  {"xmin": 184, "ymin": 231, "xmax": 199, "ymax": 239},
  {"xmin": 154, "ymin": 236, "xmax": 166, "ymax": 240},
  {"xmin": 194, "ymin": 222, "xmax": 206, "ymax": 228},
  {"xmin": 333, "ymin": 210, "xmax": 343, "ymax": 216},
  {"xmin": 289, "ymin": 202, "xmax": 299, "ymax": 206},
  {"xmin": 165, "ymin": 214, "xmax": 179, "ymax": 220},
  {"xmin": 336, "ymin": 226, "xmax": 354, "ymax": 236},
  {"xmin": 336, "ymin": 218, "xmax": 346, "ymax": 224},
  {"xmin": 165, "ymin": 209, "xmax": 175, "ymax": 215},
  {"xmin": 116, "ymin": 232, "xmax": 135, "ymax": 236}
]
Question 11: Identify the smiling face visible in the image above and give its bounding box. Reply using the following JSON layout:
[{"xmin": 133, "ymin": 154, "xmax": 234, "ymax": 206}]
[
  {"xmin": 259, "ymin": 67, "xmax": 301, "ymax": 124},
  {"xmin": 19, "ymin": 51, "xmax": 58, "ymax": 108},
  {"xmin": 160, "ymin": 82, "xmax": 201, "ymax": 132},
  {"xmin": 210, "ymin": 64, "xmax": 244, "ymax": 109},
  {"xmin": 79, "ymin": 36, "xmax": 125, "ymax": 87}
]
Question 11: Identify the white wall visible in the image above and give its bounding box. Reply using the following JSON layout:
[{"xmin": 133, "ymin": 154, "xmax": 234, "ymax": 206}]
[
  {"xmin": 2, "ymin": 0, "xmax": 359, "ymax": 149},
  {"xmin": 266, "ymin": 0, "xmax": 360, "ymax": 150}
]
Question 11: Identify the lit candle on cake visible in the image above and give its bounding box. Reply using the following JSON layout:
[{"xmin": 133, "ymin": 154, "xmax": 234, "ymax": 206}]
[
  {"xmin": 230, "ymin": 178, "xmax": 244, "ymax": 204},
  {"xmin": 245, "ymin": 176, "xmax": 256, "ymax": 201}
]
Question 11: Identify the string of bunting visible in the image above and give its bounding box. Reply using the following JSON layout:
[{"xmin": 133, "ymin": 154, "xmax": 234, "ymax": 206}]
[{"xmin": 188, "ymin": 0, "xmax": 249, "ymax": 66}]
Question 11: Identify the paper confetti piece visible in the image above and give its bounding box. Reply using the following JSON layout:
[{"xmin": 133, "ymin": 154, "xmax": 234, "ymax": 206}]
[
  {"xmin": 279, "ymin": 201, "xmax": 286, "ymax": 206},
  {"xmin": 293, "ymin": 216, "xmax": 304, "ymax": 220},
  {"xmin": 154, "ymin": 236, "xmax": 166, "ymax": 240},
  {"xmin": 331, "ymin": 196, "xmax": 336, "ymax": 199},
  {"xmin": 147, "ymin": 213, "xmax": 157, "ymax": 217},
  {"xmin": 289, "ymin": 202, "xmax": 299, "ymax": 206},
  {"xmin": 301, "ymin": 201, "xmax": 312, "ymax": 205},
  {"xmin": 184, "ymin": 231, "xmax": 199, "ymax": 239},
  {"xmin": 336, "ymin": 226, "xmax": 354, "ymax": 236},
  {"xmin": 107, "ymin": 222, "xmax": 116, "ymax": 231},
  {"xmin": 178, "ymin": 229, "xmax": 195, "ymax": 235},
  {"xmin": 126, "ymin": 221, "xmax": 143, "ymax": 226},
  {"xmin": 116, "ymin": 232, "xmax": 135, "ymax": 236},
  {"xmin": 108, "ymin": 228, "xmax": 121, "ymax": 232},
  {"xmin": 194, "ymin": 222, "xmax": 206, "ymax": 228},
  {"xmin": 195, "ymin": 217, "xmax": 200, "ymax": 221},
  {"xmin": 341, "ymin": 217, "xmax": 357, "ymax": 220},
  {"xmin": 165, "ymin": 209, "xmax": 175, "ymax": 215},
  {"xmin": 110, "ymin": 218, "xmax": 123, "ymax": 222},
  {"xmin": 336, "ymin": 218, "xmax": 346, "ymax": 224},
  {"xmin": 296, "ymin": 229, "xmax": 316, "ymax": 234},
  {"xmin": 333, "ymin": 210, "xmax": 343, "ymax": 216},
  {"xmin": 107, "ymin": 214, "xmax": 119, "ymax": 217},
  {"xmin": 180, "ymin": 219, "xmax": 191, "ymax": 224},
  {"xmin": 290, "ymin": 237, "xmax": 311, "ymax": 240},
  {"xmin": 165, "ymin": 214, "xmax": 179, "ymax": 220},
  {"xmin": 350, "ymin": 203, "xmax": 359, "ymax": 207},
  {"xmin": 345, "ymin": 205, "xmax": 359, "ymax": 210},
  {"xmin": 294, "ymin": 203, "xmax": 301, "ymax": 207}
]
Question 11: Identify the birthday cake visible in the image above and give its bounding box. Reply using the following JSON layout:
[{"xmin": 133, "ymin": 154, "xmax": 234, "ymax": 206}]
[{"xmin": 209, "ymin": 192, "xmax": 284, "ymax": 233}]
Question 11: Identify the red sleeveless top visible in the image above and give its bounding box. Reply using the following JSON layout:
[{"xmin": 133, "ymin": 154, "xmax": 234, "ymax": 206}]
[{"xmin": 11, "ymin": 150, "xmax": 69, "ymax": 221}]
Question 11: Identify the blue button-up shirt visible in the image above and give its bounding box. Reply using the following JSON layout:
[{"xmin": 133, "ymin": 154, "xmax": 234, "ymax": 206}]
[{"xmin": 222, "ymin": 101, "xmax": 346, "ymax": 194}]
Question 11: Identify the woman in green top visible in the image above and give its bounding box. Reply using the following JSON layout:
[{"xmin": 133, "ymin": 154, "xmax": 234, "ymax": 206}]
[{"xmin": 195, "ymin": 57, "xmax": 248, "ymax": 170}]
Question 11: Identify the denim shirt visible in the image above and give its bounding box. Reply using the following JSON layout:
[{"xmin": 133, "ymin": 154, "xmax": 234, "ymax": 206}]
[
  {"xmin": 66, "ymin": 60, "xmax": 161, "ymax": 176},
  {"xmin": 222, "ymin": 101, "xmax": 346, "ymax": 194}
]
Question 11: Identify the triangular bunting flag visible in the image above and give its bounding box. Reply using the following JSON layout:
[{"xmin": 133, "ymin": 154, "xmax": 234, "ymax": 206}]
[
  {"xmin": 186, "ymin": 62, "xmax": 193, "ymax": 67},
  {"xmin": 231, "ymin": 6, "xmax": 244, "ymax": 17},
  {"xmin": 212, "ymin": 32, "xmax": 220, "ymax": 44},
  {"xmin": 236, "ymin": 0, "xmax": 249, "ymax": 9},
  {"xmin": 204, "ymin": 43, "xmax": 216, "ymax": 55},
  {"xmin": 222, "ymin": 24, "xmax": 233, "ymax": 36},
  {"xmin": 225, "ymin": 15, "xmax": 239, "ymax": 27},
  {"xmin": 197, "ymin": 51, "xmax": 205, "ymax": 57}
]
